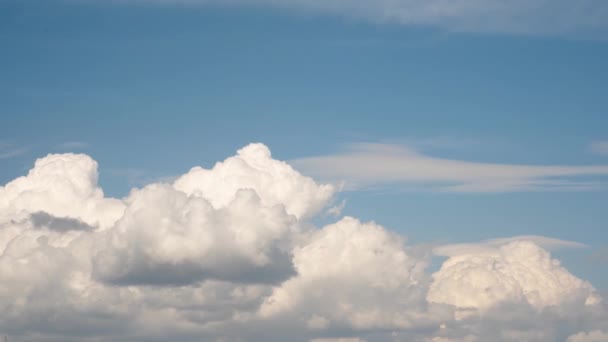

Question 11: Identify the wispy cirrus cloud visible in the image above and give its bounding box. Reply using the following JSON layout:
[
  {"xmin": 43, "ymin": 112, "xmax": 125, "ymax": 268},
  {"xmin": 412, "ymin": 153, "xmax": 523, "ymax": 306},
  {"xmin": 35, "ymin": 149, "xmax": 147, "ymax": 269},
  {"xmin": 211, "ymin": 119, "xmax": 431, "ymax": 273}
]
[
  {"xmin": 589, "ymin": 141, "xmax": 608, "ymax": 156},
  {"xmin": 0, "ymin": 142, "xmax": 28, "ymax": 159},
  {"xmin": 292, "ymin": 143, "xmax": 608, "ymax": 193},
  {"xmin": 71, "ymin": 0, "xmax": 608, "ymax": 37}
]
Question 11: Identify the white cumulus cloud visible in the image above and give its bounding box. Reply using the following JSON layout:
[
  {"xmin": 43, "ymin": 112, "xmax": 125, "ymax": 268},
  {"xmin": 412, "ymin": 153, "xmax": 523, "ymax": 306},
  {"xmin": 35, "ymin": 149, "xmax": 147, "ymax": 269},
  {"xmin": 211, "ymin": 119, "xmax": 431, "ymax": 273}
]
[
  {"xmin": 259, "ymin": 216, "xmax": 441, "ymax": 330},
  {"xmin": 174, "ymin": 143, "xmax": 335, "ymax": 219},
  {"xmin": 0, "ymin": 143, "xmax": 606, "ymax": 341},
  {"xmin": 428, "ymin": 240, "xmax": 600, "ymax": 312},
  {"xmin": 0, "ymin": 153, "xmax": 125, "ymax": 229}
]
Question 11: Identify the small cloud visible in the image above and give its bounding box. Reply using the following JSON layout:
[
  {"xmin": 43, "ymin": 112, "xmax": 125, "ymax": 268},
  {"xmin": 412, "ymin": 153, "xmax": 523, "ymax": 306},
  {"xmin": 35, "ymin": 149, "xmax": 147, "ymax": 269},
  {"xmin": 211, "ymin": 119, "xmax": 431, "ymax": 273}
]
[
  {"xmin": 589, "ymin": 141, "xmax": 608, "ymax": 156},
  {"xmin": 434, "ymin": 235, "xmax": 588, "ymax": 257},
  {"xmin": 0, "ymin": 142, "xmax": 28, "ymax": 159},
  {"xmin": 326, "ymin": 199, "xmax": 346, "ymax": 217}
]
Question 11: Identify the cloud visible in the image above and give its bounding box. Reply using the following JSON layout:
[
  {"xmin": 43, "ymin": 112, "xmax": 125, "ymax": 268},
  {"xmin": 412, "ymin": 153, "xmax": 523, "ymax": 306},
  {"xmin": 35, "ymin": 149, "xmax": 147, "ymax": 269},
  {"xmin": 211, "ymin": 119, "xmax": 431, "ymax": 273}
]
[
  {"xmin": 568, "ymin": 330, "xmax": 608, "ymax": 342},
  {"xmin": 0, "ymin": 143, "xmax": 607, "ymax": 341},
  {"xmin": 0, "ymin": 142, "xmax": 28, "ymax": 159},
  {"xmin": 292, "ymin": 143, "xmax": 608, "ymax": 193},
  {"xmin": 69, "ymin": 0, "xmax": 608, "ymax": 37},
  {"xmin": 92, "ymin": 185, "xmax": 298, "ymax": 286},
  {"xmin": 174, "ymin": 143, "xmax": 335, "ymax": 219},
  {"xmin": 589, "ymin": 141, "xmax": 608, "ymax": 156},
  {"xmin": 428, "ymin": 240, "xmax": 600, "ymax": 312},
  {"xmin": 0, "ymin": 153, "xmax": 125, "ymax": 228},
  {"xmin": 259, "ymin": 217, "xmax": 440, "ymax": 330},
  {"xmin": 325, "ymin": 199, "xmax": 346, "ymax": 217},
  {"xmin": 433, "ymin": 235, "xmax": 588, "ymax": 257}
]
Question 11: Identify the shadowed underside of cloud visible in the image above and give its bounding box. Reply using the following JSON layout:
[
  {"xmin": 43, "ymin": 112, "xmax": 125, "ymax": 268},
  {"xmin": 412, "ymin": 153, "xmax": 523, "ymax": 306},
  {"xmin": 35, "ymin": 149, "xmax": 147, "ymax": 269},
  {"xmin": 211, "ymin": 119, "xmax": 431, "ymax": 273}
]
[
  {"xmin": 292, "ymin": 143, "xmax": 608, "ymax": 193},
  {"xmin": 74, "ymin": 0, "xmax": 608, "ymax": 38},
  {"xmin": 0, "ymin": 143, "xmax": 607, "ymax": 341}
]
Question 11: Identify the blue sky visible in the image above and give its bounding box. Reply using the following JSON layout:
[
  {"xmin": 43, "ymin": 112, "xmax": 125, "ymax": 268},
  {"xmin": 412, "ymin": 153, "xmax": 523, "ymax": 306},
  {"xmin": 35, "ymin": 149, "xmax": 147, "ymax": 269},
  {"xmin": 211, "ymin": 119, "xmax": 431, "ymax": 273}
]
[{"xmin": 2, "ymin": 0, "xmax": 608, "ymax": 293}]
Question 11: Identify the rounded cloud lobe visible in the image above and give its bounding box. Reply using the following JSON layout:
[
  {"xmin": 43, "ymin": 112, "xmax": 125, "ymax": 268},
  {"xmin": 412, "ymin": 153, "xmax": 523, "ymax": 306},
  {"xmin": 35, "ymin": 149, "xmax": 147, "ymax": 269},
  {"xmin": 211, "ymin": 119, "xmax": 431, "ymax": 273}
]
[
  {"xmin": 0, "ymin": 143, "xmax": 606, "ymax": 341},
  {"xmin": 92, "ymin": 184, "xmax": 298, "ymax": 285},
  {"xmin": 259, "ymin": 217, "xmax": 437, "ymax": 330},
  {"xmin": 0, "ymin": 153, "xmax": 125, "ymax": 229},
  {"xmin": 428, "ymin": 241, "xmax": 599, "ymax": 312},
  {"xmin": 173, "ymin": 143, "xmax": 335, "ymax": 219}
]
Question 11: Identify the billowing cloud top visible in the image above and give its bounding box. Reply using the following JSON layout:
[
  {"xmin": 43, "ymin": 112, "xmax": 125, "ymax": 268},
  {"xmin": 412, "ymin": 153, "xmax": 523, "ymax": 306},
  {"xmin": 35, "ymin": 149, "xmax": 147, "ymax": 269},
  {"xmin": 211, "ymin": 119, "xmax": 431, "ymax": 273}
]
[
  {"xmin": 0, "ymin": 153, "xmax": 125, "ymax": 229},
  {"xmin": 428, "ymin": 241, "xmax": 599, "ymax": 312},
  {"xmin": 0, "ymin": 143, "xmax": 606, "ymax": 341},
  {"xmin": 174, "ymin": 143, "xmax": 335, "ymax": 219}
]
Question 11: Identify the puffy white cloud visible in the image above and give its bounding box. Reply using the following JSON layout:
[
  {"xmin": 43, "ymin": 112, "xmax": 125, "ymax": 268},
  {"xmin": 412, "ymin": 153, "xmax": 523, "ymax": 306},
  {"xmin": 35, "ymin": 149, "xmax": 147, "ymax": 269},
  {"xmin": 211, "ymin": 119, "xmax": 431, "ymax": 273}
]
[
  {"xmin": 0, "ymin": 143, "xmax": 607, "ymax": 341},
  {"xmin": 174, "ymin": 143, "xmax": 335, "ymax": 219},
  {"xmin": 92, "ymin": 184, "xmax": 298, "ymax": 285},
  {"xmin": 259, "ymin": 217, "xmax": 443, "ymax": 330},
  {"xmin": 0, "ymin": 153, "xmax": 125, "ymax": 229},
  {"xmin": 427, "ymin": 240, "xmax": 599, "ymax": 312}
]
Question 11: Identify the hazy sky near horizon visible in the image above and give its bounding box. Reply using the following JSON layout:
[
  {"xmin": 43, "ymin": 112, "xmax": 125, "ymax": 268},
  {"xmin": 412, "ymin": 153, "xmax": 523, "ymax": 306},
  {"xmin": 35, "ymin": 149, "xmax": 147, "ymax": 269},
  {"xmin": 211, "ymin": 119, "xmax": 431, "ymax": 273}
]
[{"xmin": 1, "ymin": 1, "xmax": 608, "ymax": 341}]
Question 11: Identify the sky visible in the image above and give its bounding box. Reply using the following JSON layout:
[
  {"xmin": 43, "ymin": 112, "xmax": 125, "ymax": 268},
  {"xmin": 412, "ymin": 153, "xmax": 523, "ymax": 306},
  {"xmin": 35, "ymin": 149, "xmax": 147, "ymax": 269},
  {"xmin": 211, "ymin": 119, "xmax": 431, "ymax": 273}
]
[{"xmin": 1, "ymin": 1, "xmax": 608, "ymax": 341}]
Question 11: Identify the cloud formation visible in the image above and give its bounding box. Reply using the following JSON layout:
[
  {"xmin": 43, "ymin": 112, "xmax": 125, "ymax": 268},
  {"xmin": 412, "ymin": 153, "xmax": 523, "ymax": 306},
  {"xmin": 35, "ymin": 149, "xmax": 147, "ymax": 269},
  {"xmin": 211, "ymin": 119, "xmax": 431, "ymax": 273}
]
[
  {"xmin": 428, "ymin": 240, "xmax": 599, "ymax": 312},
  {"xmin": 0, "ymin": 143, "xmax": 607, "ymax": 341},
  {"xmin": 568, "ymin": 330, "xmax": 608, "ymax": 342},
  {"xmin": 589, "ymin": 141, "xmax": 608, "ymax": 156},
  {"xmin": 74, "ymin": 0, "xmax": 608, "ymax": 37},
  {"xmin": 292, "ymin": 143, "xmax": 608, "ymax": 193},
  {"xmin": 0, "ymin": 142, "xmax": 28, "ymax": 159}
]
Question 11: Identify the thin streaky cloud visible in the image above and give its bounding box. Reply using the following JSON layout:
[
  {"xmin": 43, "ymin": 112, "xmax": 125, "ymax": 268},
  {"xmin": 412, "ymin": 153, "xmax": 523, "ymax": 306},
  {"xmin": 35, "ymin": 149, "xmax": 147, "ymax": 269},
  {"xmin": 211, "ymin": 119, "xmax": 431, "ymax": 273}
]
[
  {"xmin": 589, "ymin": 141, "xmax": 608, "ymax": 156},
  {"xmin": 291, "ymin": 143, "xmax": 608, "ymax": 193},
  {"xmin": 0, "ymin": 146, "xmax": 28, "ymax": 159},
  {"xmin": 434, "ymin": 235, "xmax": 588, "ymax": 257},
  {"xmin": 68, "ymin": 0, "xmax": 608, "ymax": 38}
]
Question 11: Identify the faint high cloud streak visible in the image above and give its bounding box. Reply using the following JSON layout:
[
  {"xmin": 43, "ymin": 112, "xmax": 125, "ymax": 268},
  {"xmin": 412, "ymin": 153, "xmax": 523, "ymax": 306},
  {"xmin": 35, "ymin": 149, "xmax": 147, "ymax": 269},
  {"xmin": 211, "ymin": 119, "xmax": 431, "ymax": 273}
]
[
  {"xmin": 434, "ymin": 235, "xmax": 588, "ymax": 257},
  {"xmin": 80, "ymin": 0, "xmax": 608, "ymax": 37},
  {"xmin": 589, "ymin": 141, "xmax": 608, "ymax": 156},
  {"xmin": 292, "ymin": 143, "xmax": 608, "ymax": 193},
  {"xmin": 0, "ymin": 142, "xmax": 28, "ymax": 159},
  {"xmin": 56, "ymin": 141, "xmax": 89, "ymax": 150}
]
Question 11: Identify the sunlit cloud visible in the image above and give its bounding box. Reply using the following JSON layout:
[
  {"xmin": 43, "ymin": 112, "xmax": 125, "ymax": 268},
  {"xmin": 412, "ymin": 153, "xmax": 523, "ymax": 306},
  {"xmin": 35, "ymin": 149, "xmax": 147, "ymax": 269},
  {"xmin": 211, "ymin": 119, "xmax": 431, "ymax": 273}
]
[
  {"xmin": 292, "ymin": 143, "xmax": 608, "ymax": 193},
  {"xmin": 0, "ymin": 144, "xmax": 606, "ymax": 341},
  {"xmin": 589, "ymin": 141, "xmax": 608, "ymax": 156}
]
